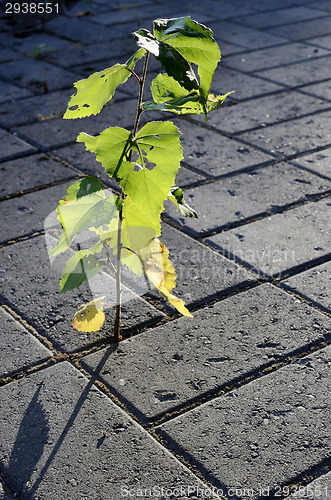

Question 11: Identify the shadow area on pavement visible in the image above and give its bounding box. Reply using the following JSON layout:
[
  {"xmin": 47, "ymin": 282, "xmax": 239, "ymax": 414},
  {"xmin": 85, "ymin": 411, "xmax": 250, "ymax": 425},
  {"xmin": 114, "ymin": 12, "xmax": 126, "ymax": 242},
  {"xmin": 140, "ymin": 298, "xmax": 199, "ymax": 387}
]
[{"xmin": 1, "ymin": 347, "xmax": 115, "ymax": 498}]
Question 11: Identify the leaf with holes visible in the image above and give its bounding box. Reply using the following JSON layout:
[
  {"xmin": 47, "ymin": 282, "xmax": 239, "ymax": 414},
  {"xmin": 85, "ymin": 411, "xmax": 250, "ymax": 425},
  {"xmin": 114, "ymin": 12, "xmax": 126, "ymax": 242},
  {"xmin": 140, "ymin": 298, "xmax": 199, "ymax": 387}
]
[
  {"xmin": 64, "ymin": 49, "xmax": 145, "ymax": 119},
  {"xmin": 77, "ymin": 127, "xmax": 133, "ymax": 183},
  {"xmin": 153, "ymin": 17, "xmax": 220, "ymax": 101},
  {"xmin": 123, "ymin": 121, "xmax": 183, "ymax": 227}
]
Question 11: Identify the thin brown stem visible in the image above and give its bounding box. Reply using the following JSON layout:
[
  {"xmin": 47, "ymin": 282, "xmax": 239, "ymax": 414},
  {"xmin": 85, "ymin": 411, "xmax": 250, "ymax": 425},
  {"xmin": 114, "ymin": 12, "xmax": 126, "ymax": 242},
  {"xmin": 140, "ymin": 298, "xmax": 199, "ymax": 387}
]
[{"xmin": 112, "ymin": 51, "xmax": 150, "ymax": 342}]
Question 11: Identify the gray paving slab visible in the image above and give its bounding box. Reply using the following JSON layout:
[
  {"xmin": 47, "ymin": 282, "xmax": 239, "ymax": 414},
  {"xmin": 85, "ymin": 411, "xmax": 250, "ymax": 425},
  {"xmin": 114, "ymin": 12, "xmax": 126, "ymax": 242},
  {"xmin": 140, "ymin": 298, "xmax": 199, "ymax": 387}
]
[
  {"xmin": 0, "ymin": 128, "xmax": 36, "ymax": 162},
  {"xmin": 239, "ymin": 111, "xmax": 331, "ymax": 158},
  {"xmin": 0, "ymin": 307, "xmax": 53, "ymax": 379},
  {"xmin": 0, "ymin": 88, "xmax": 72, "ymax": 128},
  {"xmin": 0, "ymin": 46, "xmax": 20, "ymax": 63},
  {"xmin": 266, "ymin": 15, "xmax": 331, "ymax": 41},
  {"xmin": 46, "ymin": 15, "xmax": 130, "ymax": 44},
  {"xmin": 82, "ymin": 283, "xmax": 331, "ymax": 424},
  {"xmin": 153, "ymin": 223, "xmax": 256, "ymax": 307},
  {"xmin": 211, "ymin": 67, "xmax": 284, "ymax": 101},
  {"xmin": 0, "ymin": 154, "xmax": 77, "ymax": 199},
  {"xmin": 45, "ymin": 40, "xmax": 135, "ymax": 69},
  {"xmin": 206, "ymin": 197, "xmax": 331, "ymax": 279},
  {"xmin": 0, "ymin": 59, "xmax": 78, "ymax": 94},
  {"xmin": 255, "ymin": 56, "xmax": 331, "ymax": 88},
  {"xmin": 223, "ymin": 43, "xmax": 329, "ymax": 73},
  {"xmin": 298, "ymin": 79, "xmax": 331, "ymax": 102},
  {"xmin": 233, "ymin": 6, "xmax": 328, "ymax": 29},
  {"xmin": 13, "ymin": 98, "xmax": 158, "ymax": 151},
  {"xmin": 0, "ymin": 362, "xmax": 208, "ymax": 499},
  {"xmin": 0, "ymin": 236, "xmax": 164, "ymax": 353},
  {"xmin": 89, "ymin": 2, "xmax": 186, "ymax": 26},
  {"xmin": 0, "ymin": 477, "xmax": 16, "ymax": 500},
  {"xmin": 291, "ymin": 148, "xmax": 331, "ymax": 179},
  {"xmin": 0, "ymin": 182, "xmax": 79, "ymax": 242},
  {"xmin": 191, "ymin": 90, "xmax": 330, "ymax": 135},
  {"xmin": 289, "ymin": 471, "xmax": 331, "ymax": 499},
  {"xmin": 306, "ymin": 33, "xmax": 331, "ymax": 50},
  {"xmin": 172, "ymin": 118, "xmax": 273, "ymax": 178},
  {"xmin": 0, "ymin": 80, "xmax": 33, "ymax": 103},
  {"xmin": 164, "ymin": 163, "xmax": 331, "ymax": 237},
  {"xmin": 1, "ymin": 32, "xmax": 73, "ymax": 56},
  {"xmin": 210, "ymin": 21, "xmax": 287, "ymax": 49},
  {"xmin": 50, "ymin": 143, "xmax": 120, "ymax": 190},
  {"xmin": 309, "ymin": 1, "xmax": 331, "ymax": 12},
  {"xmin": 282, "ymin": 260, "xmax": 331, "ymax": 313},
  {"xmin": 155, "ymin": 346, "xmax": 331, "ymax": 498}
]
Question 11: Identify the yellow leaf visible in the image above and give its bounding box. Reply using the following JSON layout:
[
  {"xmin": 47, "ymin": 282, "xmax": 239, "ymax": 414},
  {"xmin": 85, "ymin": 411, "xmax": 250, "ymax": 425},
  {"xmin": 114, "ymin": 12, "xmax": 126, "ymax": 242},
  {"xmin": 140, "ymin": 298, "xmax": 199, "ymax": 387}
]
[
  {"xmin": 142, "ymin": 239, "xmax": 193, "ymax": 318},
  {"xmin": 71, "ymin": 297, "xmax": 105, "ymax": 332}
]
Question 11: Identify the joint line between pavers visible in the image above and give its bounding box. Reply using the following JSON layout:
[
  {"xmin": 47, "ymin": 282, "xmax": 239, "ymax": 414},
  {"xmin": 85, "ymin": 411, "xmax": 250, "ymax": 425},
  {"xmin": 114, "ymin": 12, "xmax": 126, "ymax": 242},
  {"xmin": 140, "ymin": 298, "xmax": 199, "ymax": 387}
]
[
  {"xmin": 277, "ymin": 282, "xmax": 331, "ymax": 320},
  {"xmin": 0, "ymin": 175, "xmax": 80, "ymax": 203},
  {"xmin": 150, "ymin": 336, "xmax": 331, "ymax": 430}
]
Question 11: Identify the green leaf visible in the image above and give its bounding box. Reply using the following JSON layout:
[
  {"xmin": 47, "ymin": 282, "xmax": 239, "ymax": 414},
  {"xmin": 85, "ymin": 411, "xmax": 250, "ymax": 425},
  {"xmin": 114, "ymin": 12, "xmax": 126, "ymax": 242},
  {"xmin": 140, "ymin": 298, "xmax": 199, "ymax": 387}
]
[
  {"xmin": 168, "ymin": 187, "xmax": 198, "ymax": 218},
  {"xmin": 143, "ymin": 74, "xmax": 232, "ymax": 116},
  {"xmin": 60, "ymin": 246, "xmax": 103, "ymax": 293},
  {"xmin": 51, "ymin": 178, "xmax": 119, "ymax": 256},
  {"xmin": 123, "ymin": 121, "xmax": 183, "ymax": 228},
  {"xmin": 133, "ymin": 29, "xmax": 199, "ymax": 93},
  {"xmin": 77, "ymin": 127, "xmax": 133, "ymax": 182},
  {"xmin": 63, "ymin": 49, "xmax": 145, "ymax": 119},
  {"xmin": 153, "ymin": 17, "xmax": 220, "ymax": 100}
]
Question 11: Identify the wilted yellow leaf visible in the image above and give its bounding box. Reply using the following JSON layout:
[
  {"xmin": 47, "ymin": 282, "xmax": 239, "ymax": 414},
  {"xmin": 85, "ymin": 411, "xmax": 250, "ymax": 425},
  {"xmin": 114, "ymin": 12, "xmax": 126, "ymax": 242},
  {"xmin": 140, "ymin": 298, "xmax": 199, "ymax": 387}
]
[
  {"xmin": 142, "ymin": 239, "xmax": 193, "ymax": 318},
  {"xmin": 72, "ymin": 296, "xmax": 105, "ymax": 332}
]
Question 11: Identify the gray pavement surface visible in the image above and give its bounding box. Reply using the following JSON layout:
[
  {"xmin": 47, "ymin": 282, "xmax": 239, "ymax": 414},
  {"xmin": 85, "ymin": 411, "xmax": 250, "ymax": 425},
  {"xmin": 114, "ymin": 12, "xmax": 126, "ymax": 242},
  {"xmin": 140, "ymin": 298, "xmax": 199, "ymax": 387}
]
[{"xmin": 0, "ymin": 0, "xmax": 330, "ymax": 499}]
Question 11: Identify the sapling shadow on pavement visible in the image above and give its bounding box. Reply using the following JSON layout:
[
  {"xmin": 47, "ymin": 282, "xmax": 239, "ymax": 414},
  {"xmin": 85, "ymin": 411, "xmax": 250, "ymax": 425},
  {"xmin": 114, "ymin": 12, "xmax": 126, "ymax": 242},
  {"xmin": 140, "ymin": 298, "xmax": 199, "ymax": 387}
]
[{"xmin": 50, "ymin": 16, "xmax": 231, "ymax": 342}]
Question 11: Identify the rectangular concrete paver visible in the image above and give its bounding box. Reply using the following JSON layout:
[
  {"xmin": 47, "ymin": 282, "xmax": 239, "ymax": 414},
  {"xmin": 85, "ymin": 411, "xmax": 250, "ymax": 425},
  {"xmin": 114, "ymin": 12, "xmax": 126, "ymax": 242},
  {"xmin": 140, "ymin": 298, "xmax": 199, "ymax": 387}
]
[
  {"xmin": 233, "ymin": 7, "xmax": 328, "ymax": 30},
  {"xmin": 0, "ymin": 128, "xmax": 36, "ymax": 162},
  {"xmin": 206, "ymin": 197, "xmax": 331, "ymax": 279},
  {"xmin": 164, "ymin": 163, "xmax": 331, "ymax": 237},
  {"xmin": 291, "ymin": 148, "xmax": 331, "ymax": 179},
  {"xmin": 0, "ymin": 59, "xmax": 79, "ymax": 94},
  {"xmin": 82, "ymin": 284, "xmax": 331, "ymax": 425},
  {"xmin": 0, "ymin": 236, "xmax": 164, "ymax": 353},
  {"xmin": 0, "ymin": 154, "xmax": 77, "ymax": 199},
  {"xmin": 192, "ymin": 90, "xmax": 330, "ymax": 135},
  {"xmin": 282, "ymin": 260, "xmax": 331, "ymax": 313},
  {"xmin": 0, "ymin": 182, "xmax": 79, "ymax": 243},
  {"xmin": 239, "ymin": 111, "xmax": 331, "ymax": 158},
  {"xmin": 0, "ymin": 307, "xmax": 53, "ymax": 379},
  {"xmin": 298, "ymin": 80, "xmax": 331, "ymax": 102},
  {"xmin": 0, "ymin": 362, "xmax": 208, "ymax": 499},
  {"xmin": 173, "ymin": 118, "xmax": 274, "ymax": 177},
  {"xmin": 155, "ymin": 346, "xmax": 331, "ymax": 498},
  {"xmin": 255, "ymin": 56, "xmax": 331, "ymax": 88},
  {"xmin": 211, "ymin": 21, "xmax": 287, "ymax": 49},
  {"xmin": 0, "ymin": 80, "xmax": 33, "ymax": 103},
  {"xmin": 211, "ymin": 67, "xmax": 284, "ymax": 101},
  {"xmin": 266, "ymin": 16, "xmax": 331, "ymax": 41},
  {"xmin": 223, "ymin": 43, "xmax": 330, "ymax": 74},
  {"xmin": 0, "ymin": 88, "xmax": 72, "ymax": 128},
  {"xmin": 306, "ymin": 33, "xmax": 331, "ymax": 50},
  {"xmin": 153, "ymin": 223, "xmax": 256, "ymax": 307}
]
